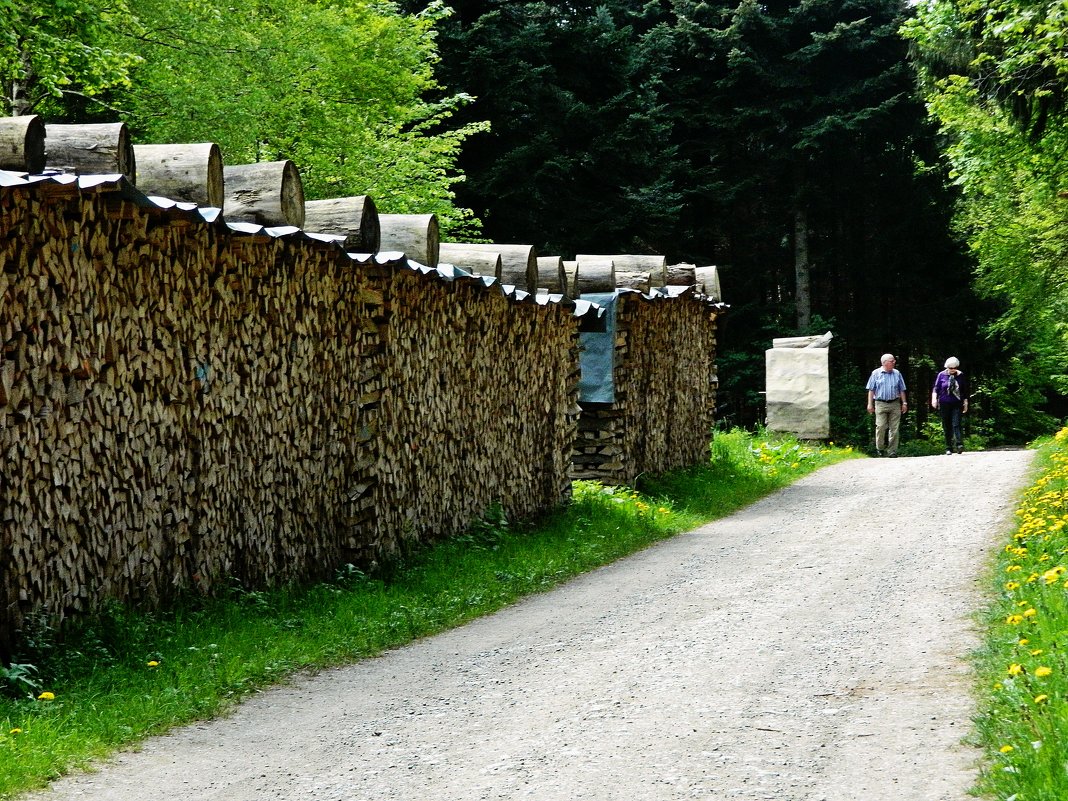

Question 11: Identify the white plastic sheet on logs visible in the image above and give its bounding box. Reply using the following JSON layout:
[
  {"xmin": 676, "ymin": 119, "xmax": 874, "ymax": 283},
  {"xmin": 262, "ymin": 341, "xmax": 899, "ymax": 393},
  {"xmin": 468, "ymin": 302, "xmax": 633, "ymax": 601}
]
[{"xmin": 765, "ymin": 332, "xmax": 833, "ymax": 439}]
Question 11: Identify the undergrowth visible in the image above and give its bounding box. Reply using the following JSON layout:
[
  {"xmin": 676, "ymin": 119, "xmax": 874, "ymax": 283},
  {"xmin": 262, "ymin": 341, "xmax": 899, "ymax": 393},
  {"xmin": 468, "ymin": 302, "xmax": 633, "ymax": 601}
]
[{"xmin": 972, "ymin": 427, "xmax": 1068, "ymax": 800}]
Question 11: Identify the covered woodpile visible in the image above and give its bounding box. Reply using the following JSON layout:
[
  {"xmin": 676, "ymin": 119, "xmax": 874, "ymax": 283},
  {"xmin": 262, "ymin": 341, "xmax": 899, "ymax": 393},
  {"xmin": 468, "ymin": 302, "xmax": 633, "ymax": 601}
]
[
  {"xmin": 0, "ymin": 173, "xmax": 585, "ymax": 647},
  {"xmin": 572, "ymin": 288, "xmax": 724, "ymax": 484}
]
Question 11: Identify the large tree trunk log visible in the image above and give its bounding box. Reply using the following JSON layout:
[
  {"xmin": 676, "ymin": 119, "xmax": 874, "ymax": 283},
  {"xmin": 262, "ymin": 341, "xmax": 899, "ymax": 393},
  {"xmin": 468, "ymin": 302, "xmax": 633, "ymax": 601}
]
[
  {"xmin": 576, "ymin": 254, "xmax": 667, "ymax": 288},
  {"xmin": 223, "ymin": 160, "xmax": 305, "ymax": 227},
  {"xmin": 563, "ymin": 260, "xmax": 578, "ymax": 296},
  {"xmin": 44, "ymin": 123, "xmax": 135, "ymax": 182},
  {"xmin": 695, "ymin": 266, "xmax": 722, "ymax": 301},
  {"xmin": 304, "ymin": 196, "xmax": 380, "ymax": 253},
  {"xmin": 448, "ymin": 243, "xmax": 537, "ymax": 293},
  {"xmin": 666, "ymin": 262, "xmax": 697, "ymax": 286},
  {"xmin": 438, "ymin": 243, "xmax": 502, "ymax": 278},
  {"xmin": 379, "ymin": 214, "xmax": 439, "ymax": 267},
  {"xmin": 574, "ymin": 258, "xmax": 616, "ymax": 294},
  {"xmin": 133, "ymin": 143, "xmax": 224, "ymax": 208},
  {"xmin": 537, "ymin": 256, "xmax": 567, "ymax": 295},
  {"xmin": 0, "ymin": 115, "xmax": 45, "ymax": 173}
]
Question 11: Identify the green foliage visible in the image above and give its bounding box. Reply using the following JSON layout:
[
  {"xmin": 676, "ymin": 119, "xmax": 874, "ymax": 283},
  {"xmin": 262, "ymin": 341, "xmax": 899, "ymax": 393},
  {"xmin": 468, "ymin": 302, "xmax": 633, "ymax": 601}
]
[
  {"xmin": 102, "ymin": 0, "xmax": 483, "ymax": 234},
  {"xmin": 0, "ymin": 0, "xmax": 142, "ymax": 115},
  {"xmin": 905, "ymin": 0, "xmax": 1068, "ymax": 439},
  {"xmin": 0, "ymin": 430, "xmax": 853, "ymax": 797}
]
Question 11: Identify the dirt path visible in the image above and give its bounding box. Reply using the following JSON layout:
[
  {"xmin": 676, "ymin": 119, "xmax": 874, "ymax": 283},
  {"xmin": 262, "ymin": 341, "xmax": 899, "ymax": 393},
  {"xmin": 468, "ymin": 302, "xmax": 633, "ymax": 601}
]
[{"xmin": 28, "ymin": 449, "xmax": 1035, "ymax": 801}]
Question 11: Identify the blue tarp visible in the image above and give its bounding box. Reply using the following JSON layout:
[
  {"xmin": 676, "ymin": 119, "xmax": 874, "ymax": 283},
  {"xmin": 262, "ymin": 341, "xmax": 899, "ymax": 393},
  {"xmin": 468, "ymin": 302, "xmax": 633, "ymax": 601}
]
[{"xmin": 578, "ymin": 291, "xmax": 618, "ymax": 403}]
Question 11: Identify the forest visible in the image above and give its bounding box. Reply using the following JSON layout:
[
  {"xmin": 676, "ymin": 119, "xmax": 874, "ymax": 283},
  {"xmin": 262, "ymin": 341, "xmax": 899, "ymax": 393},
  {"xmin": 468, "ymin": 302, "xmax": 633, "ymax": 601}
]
[{"xmin": 5, "ymin": 0, "xmax": 1067, "ymax": 447}]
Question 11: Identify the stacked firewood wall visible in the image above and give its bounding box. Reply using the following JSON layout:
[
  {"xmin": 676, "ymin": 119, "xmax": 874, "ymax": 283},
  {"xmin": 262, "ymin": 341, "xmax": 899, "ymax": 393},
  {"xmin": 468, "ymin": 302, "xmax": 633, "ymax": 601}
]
[
  {"xmin": 374, "ymin": 271, "xmax": 580, "ymax": 555},
  {"xmin": 0, "ymin": 183, "xmax": 387, "ymax": 637},
  {"xmin": 0, "ymin": 180, "xmax": 582, "ymax": 643},
  {"xmin": 573, "ymin": 291, "xmax": 721, "ymax": 484}
]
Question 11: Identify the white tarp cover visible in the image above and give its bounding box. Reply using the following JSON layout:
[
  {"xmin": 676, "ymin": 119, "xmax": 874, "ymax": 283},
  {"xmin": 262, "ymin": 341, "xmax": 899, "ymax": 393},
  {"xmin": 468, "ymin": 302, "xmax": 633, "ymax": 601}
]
[{"xmin": 765, "ymin": 346, "xmax": 830, "ymax": 439}]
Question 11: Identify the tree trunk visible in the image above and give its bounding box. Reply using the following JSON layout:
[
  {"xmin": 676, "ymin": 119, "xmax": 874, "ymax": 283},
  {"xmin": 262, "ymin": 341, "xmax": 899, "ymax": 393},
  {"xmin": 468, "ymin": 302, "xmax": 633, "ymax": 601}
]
[
  {"xmin": 223, "ymin": 160, "xmax": 305, "ymax": 227},
  {"xmin": 794, "ymin": 205, "xmax": 811, "ymax": 331},
  {"xmin": 45, "ymin": 123, "xmax": 136, "ymax": 182},
  {"xmin": 450, "ymin": 243, "xmax": 537, "ymax": 293},
  {"xmin": 438, "ymin": 243, "xmax": 503, "ymax": 278},
  {"xmin": 0, "ymin": 115, "xmax": 46, "ymax": 173},
  {"xmin": 379, "ymin": 214, "xmax": 439, "ymax": 267},
  {"xmin": 303, "ymin": 196, "xmax": 380, "ymax": 253},
  {"xmin": 133, "ymin": 143, "xmax": 224, "ymax": 209}
]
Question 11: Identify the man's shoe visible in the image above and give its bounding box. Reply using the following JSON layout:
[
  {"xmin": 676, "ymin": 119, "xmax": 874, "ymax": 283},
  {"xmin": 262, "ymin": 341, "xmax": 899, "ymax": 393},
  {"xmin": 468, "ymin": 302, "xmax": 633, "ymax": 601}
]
[
  {"xmin": 957, "ymin": 446, "xmax": 964, "ymax": 454},
  {"xmin": 875, "ymin": 450, "xmax": 884, "ymax": 457},
  {"xmin": 945, "ymin": 449, "xmax": 952, "ymax": 455},
  {"xmin": 888, "ymin": 453, "xmax": 898, "ymax": 458}
]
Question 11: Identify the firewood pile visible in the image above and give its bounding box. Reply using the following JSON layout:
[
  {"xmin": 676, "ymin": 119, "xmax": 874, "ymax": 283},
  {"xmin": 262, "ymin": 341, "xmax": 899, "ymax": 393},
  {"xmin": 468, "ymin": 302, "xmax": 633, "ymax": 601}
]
[
  {"xmin": 0, "ymin": 173, "xmax": 582, "ymax": 644},
  {"xmin": 0, "ymin": 118, "xmax": 725, "ymax": 645},
  {"xmin": 571, "ymin": 289, "xmax": 723, "ymax": 484}
]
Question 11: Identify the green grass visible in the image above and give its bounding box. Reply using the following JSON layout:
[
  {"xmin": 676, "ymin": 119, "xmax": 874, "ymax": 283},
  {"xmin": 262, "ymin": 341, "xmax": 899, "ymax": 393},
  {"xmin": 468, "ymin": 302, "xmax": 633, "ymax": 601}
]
[
  {"xmin": 971, "ymin": 427, "xmax": 1068, "ymax": 800},
  {"xmin": 0, "ymin": 429, "xmax": 857, "ymax": 798}
]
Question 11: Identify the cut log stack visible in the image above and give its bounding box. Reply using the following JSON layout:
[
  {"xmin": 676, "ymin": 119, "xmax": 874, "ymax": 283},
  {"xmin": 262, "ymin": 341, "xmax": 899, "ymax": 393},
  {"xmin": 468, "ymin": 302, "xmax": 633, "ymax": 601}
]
[
  {"xmin": 133, "ymin": 143, "xmax": 225, "ymax": 209},
  {"xmin": 223, "ymin": 160, "xmax": 305, "ymax": 227},
  {"xmin": 571, "ymin": 291, "xmax": 722, "ymax": 484},
  {"xmin": 0, "ymin": 115, "xmax": 46, "ymax": 173},
  {"xmin": 379, "ymin": 213, "xmax": 439, "ymax": 267},
  {"xmin": 304, "ymin": 196, "xmax": 381, "ymax": 253},
  {"xmin": 0, "ymin": 175, "xmax": 590, "ymax": 645},
  {"xmin": 44, "ymin": 122, "xmax": 136, "ymax": 182},
  {"xmin": 374, "ymin": 272, "xmax": 580, "ymax": 546}
]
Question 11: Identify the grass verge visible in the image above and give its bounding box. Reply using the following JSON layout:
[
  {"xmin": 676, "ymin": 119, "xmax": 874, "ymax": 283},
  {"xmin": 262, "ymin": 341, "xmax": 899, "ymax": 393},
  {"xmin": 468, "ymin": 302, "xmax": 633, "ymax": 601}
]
[
  {"xmin": 0, "ymin": 429, "xmax": 857, "ymax": 798},
  {"xmin": 972, "ymin": 426, "xmax": 1068, "ymax": 799}
]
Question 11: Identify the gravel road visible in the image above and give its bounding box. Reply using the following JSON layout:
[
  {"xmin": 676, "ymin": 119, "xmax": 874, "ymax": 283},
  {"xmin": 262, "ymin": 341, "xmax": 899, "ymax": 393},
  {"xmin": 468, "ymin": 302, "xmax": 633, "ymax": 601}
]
[{"xmin": 28, "ymin": 449, "xmax": 1035, "ymax": 801}]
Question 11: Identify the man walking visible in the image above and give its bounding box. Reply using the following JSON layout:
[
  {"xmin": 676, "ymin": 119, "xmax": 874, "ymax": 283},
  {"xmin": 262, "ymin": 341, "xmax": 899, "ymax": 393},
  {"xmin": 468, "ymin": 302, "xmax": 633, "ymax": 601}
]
[{"xmin": 865, "ymin": 353, "xmax": 907, "ymax": 457}]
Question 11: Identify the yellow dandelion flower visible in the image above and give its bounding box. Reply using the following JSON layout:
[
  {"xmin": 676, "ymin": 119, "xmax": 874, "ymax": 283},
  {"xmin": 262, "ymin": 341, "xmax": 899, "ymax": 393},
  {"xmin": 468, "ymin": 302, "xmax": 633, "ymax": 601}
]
[
  {"xmin": 657, "ymin": 507, "xmax": 669, "ymax": 514},
  {"xmin": 8, "ymin": 728, "xmax": 21, "ymax": 735},
  {"xmin": 1008, "ymin": 663, "xmax": 1024, "ymax": 675},
  {"xmin": 790, "ymin": 462, "xmax": 800, "ymax": 469},
  {"xmin": 1005, "ymin": 581, "xmax": 1020, "ymax": 590},
  {"xmin": 36, "ymin": 692, "xmax": 55, "ymax": 701},
  {"xmin": 1024, "ymin": 608, "xmax": 1038, "ymax": 618},
  {"xmin": 1006, "ymin": 565, "xmax": 1023, "ymax": 573},
  {"xmin": 1034, "ymin": 694, "xmax": 1049, "ymax": 704},
  {"xmin": 1006, "ymin": 614, "xmax": 1025, "ymax": 625},
  {"xmin": 1035, "ymin": 666, "xmax": 1053, "ymax": 678},
  {"xmin": 1000, "ymin": 744, "xmax": 1015, "ymax": 753},
  {"xmin": 147, "ymin": 660, "xmax": 159, "ymax": 668},
  {"xmin": 1019, "ymin": 638, "xmax": 1030, "ymax": 646},
  {"xmin": 1031, "ymin": 649, "xmax": 1044, "ymax": 656}
]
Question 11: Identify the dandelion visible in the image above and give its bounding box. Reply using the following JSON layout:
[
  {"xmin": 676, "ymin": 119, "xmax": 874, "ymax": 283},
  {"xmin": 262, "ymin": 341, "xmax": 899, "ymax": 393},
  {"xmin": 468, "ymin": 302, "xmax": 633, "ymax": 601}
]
[
  {"xmin": 1006, "ymin": 614, "xmax": 1025, "ymax": 625},
  {"xmin": 1005, "ymin": 581, "xmax": 1020, "ymax": 590},
  {"xmin": 1019, "ymin": 638, "xmax": 1030, "ymax": 646},
  {"xmin": 656, "ymin": 507, "xmax": 669, "ymax": 514},
  {"xmin": 1008, "ymin": 663, "xmax": 1024, "ymax": 675},
  {"xmin": 36, "ymin": 692, "xmax": 55, "ymax": 701},
  {"xmin": 1034, "ymin": 694, "xmax": 1050, "ymax": 704},
  {"xmin": 1035, "ymin": 666, "xmax": 1053, "ymax": 677},
  {"xmin": 1023, "ymin": 608, "xmax": 1038, "ymax": 618},
  {"xmin": 1031, "ymin": 649, "xmax": 1044, "ymax": 656},
  {"xmin": 8, "ymin": 728, "xmax": 21, "ymax": 736},
  {"xmin": 1000, "ymin": 744, "xmax": 1014, "ymax": 753},
  {"xmin": 1006, "ymin": 565, "xmax": 1023, "ymax": 573},
  {"xmin": 147, "ymin": 660, "xmax": 159, "ymax": 668}
]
